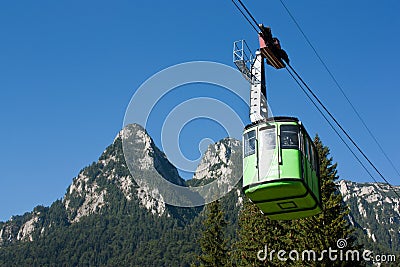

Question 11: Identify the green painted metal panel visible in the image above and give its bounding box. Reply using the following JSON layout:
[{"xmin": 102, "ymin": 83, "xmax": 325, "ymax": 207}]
[
  {"xmin": 280, "ymin": 149, "xmax": 301, "ymax": 179},
  {"xmin": 243, "ymin": 154, "xmax": 257, "ymax": 188},
  {"xmin": 245, "ymin": 180, "xmax": 321, "ymax": 220},
  {"xmin": 244, "ymin": 180, "xmax": 305, "ymax": 202}
]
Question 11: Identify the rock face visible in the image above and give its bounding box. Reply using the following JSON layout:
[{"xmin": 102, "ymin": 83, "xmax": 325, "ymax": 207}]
[
  {"xmin": 0, "ymin": 209, "xmax": 44, "ymax": 245},
  {"xmin": 193, "ymin": 138, "xmax": 241, "ymax": 182},
  {"xmin": 64, "ymin": 172, "xmax": 108, "ymax": 223},
  {"xmin": 189, "ymin": 138, "xmax": 243, "ymax": 205},
  {"xmin": 16, "ymin": 213, "xmax": 39, "ymax": 241},
  {"xmin": 338, "ymin": 180, "xmax": 400, "ymax": 251}
]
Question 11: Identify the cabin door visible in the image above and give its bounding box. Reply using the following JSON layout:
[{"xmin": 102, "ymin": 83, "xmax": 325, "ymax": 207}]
[{"xmin": 258, "ymin": 126, "xmax": 279, "ymax": 181}]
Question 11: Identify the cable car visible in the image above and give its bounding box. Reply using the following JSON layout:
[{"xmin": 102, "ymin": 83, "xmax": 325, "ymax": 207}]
[
  {"xmin": 234, "ymin": 25, "xmax": 322, "ymax": 220},
  {"xmin": 242, "ymin": 117, "xmax": 322, "ymax": 220}
]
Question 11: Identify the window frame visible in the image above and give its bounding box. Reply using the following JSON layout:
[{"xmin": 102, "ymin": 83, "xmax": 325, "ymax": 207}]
[
  {"xmin": 280, "ymin": 124, "xmax": 300, "ymax": 150},
  {"xmin": 243, "ymin": 130, "xmax": 256, "ymax": 157},
  {"xmin": 259, "ymin": 125, "xmax": 276, "ymax": 151}
]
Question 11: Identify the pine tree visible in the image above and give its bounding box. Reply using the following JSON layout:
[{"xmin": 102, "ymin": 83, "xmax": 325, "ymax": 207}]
[
  {"xmin": 233, "ymin": 199, "xmax": 290, "ymax": 267},
  {"xmin": 232, "ymin": 135, "xmax": 364, "ymax": 267},
  {"xmin": 197, "ymin": 200, "xmax": 229, "ymax": 267},
  {"xmin": 293, "ymin": 135, "xmax": 362, "ymax": 266}
]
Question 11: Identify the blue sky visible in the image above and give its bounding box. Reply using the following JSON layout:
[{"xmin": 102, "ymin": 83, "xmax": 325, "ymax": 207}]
[{"xmin": 0, "ymin": 0, "xmax": 399, "ymax": 221}]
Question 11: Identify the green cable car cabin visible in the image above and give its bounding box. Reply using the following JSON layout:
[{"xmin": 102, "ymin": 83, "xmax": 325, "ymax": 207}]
[{"xmin": 242, "ymin": 117, "xmax": 322, "ymax": 220}]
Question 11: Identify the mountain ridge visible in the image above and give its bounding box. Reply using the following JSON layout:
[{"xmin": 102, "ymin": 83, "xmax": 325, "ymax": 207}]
[{"xmin": 0, "ymin": 123, "xmax": 399, "ymax": 265}]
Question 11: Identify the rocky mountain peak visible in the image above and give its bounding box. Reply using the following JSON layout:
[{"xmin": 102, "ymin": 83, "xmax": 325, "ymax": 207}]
[
  {"xmin": 121, "ymin": 124, "xmax": 185, "ymax": 186},
  {"xmin": 338, "ymin": 180, "xmax": 400, "ymax": 250},
  {"xmin": 63, "ymin": 123, "xmax": 185, "ymax": 222},
  {"xmin": 192, "ymin": 137, "xmax": 241, "ymax": 181}
]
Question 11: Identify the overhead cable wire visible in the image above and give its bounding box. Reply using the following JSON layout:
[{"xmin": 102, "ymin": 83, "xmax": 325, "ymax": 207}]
[
  {"xmin": 231, "ymin": 0, "xmax": 259, "ymax": 34},
  {"xmin": 230, "ymin": 0, "xmax": 399, "ymax": 197},
  {"xmin": 235, "ymin": 0, "xmax": 260, "ymax": 30},
  {"xmin": 287, "ymin": 63, "xmax": 399, "ymax": 198},
  {"xmin": 285, "ymin": 66, "xmax": 384, "ymax": 190},
  {"xmin": 278, "ymin": 0, "xmax": 400, "ymax": 180}
]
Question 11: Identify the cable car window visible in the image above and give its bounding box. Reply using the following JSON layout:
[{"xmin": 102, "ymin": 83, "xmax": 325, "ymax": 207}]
[
  {"xmin": 280, "ymin": 125, "xmax": 299, "ymax": 149},
  {"xmin": 306, "ymin": 136, "xmax": 311, "ymax": 162},
  {"xmin": 304, "ymin": 136, "xmax": 309, "ymax": 158},
  {"xmin": 259, "ymin": 126, "xmax": 276, "ymax": 150},
  {"xmin": 258, "ymin": 126, "xmax": 276, "ymax": 179},
  {"xmin": 313, "ymin": 145, "xmax": 319, "ymax": 172},
  {"xmin": 299, "ymin": 130, "xmax": 305, "ymax": 155},
  {"xmin": 244, "ymin": 130, "xmax": 256, "ymax": 157},
  {"xmin": 309, "ymin": 141, "xmax": 315, "ymax": 169}
]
